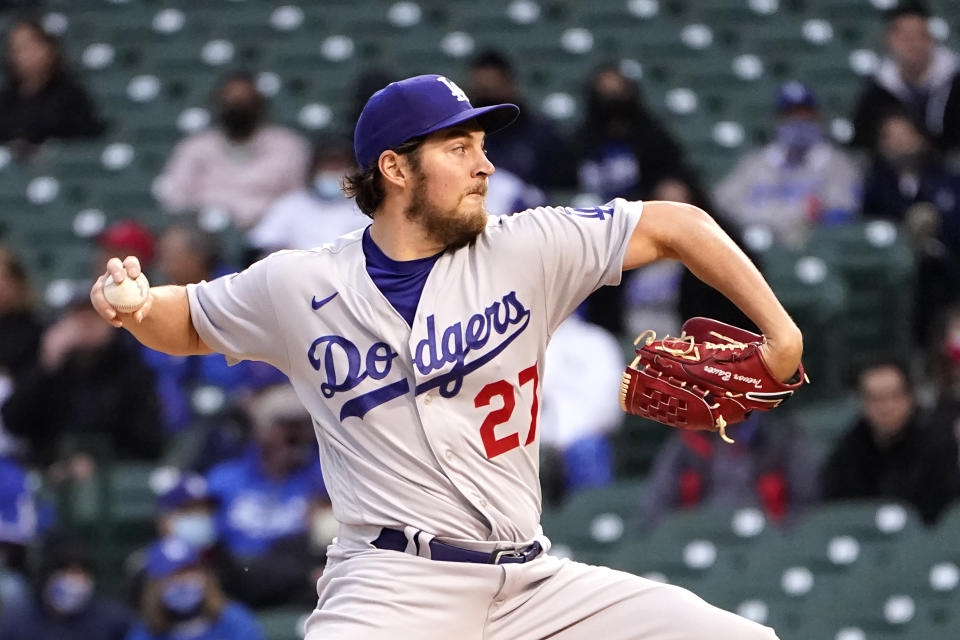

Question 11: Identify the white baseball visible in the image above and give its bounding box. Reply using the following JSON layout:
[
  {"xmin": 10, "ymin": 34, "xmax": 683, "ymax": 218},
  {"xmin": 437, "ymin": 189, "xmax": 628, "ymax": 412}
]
[{"xmin": 103, "ymin": 273, "xmax": 150, "ymax": 313}]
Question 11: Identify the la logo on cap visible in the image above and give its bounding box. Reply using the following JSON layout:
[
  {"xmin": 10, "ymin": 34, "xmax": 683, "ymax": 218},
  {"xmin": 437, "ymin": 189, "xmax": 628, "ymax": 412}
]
[{"xmin": 437, "ymin": 76, "xmax": 469, "ymax": 103}]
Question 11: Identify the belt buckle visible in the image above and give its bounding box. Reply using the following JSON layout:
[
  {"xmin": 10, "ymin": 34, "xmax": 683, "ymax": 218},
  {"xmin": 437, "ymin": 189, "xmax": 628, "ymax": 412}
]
[{"xmin": 490, "ymin": 548, "xmax": 525, "ymax": 564}]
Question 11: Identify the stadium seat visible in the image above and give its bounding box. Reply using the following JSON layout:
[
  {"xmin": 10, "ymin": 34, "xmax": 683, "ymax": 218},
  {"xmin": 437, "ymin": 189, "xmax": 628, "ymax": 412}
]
[
  {"xmin": 785, "ymin": 500, "xmax": 925, "ymax": 568},
  {"xmin": 541, "ymin": 478, "xmax": 647, "ymax": 562},
  {"xmin": 804, "ymin": 222, "xmax": 915, "ymax": 373},
  {"xmin": 759, "ymin": 249, "xmax": 849, "ymax": 398},
  {"xmin": 257, "ymin": 606, "xmax": 308, "ymax": 640}
]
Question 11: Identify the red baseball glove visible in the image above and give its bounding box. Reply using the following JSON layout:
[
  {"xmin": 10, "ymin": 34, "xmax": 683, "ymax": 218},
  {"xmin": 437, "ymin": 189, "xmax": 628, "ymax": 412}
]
[{"xmin": 619, "ymin": 317, "xmax": 807, "ymax": 443}]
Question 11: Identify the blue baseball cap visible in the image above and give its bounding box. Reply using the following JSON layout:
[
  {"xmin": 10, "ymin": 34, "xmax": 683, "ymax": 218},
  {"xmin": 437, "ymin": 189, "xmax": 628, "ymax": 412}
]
[
  {"xmin": 146, "ymin": 538, "xmax": 201, "ymax": 578},
  {"xmin": 776, "ymin": 82, "xmax": 817, "ymax": 113},
  {"xmin": 156, "ymin": 471, "xmax": 214, "ymax": 513},
  {"xmin": 354, "ymin": 74, "xmax": 519, "ymax": 170}
]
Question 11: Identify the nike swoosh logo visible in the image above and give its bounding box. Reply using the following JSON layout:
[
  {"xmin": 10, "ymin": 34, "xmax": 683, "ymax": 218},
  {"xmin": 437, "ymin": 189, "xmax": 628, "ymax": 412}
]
[{"xmin": 311, "ymin": 292, "xmax": 339, "ymax": 310}]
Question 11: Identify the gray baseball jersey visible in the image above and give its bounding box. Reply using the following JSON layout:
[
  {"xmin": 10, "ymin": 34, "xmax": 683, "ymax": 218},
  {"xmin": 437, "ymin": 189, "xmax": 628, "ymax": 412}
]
[{"xmin": 186, "ymin": 199, "xmax": 641, "ymax": 545}]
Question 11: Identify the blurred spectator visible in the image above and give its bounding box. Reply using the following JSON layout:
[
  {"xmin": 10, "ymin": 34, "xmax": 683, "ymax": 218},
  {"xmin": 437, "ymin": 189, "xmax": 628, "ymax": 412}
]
[
  {"xmin": 0, "ymin": 247, "xmax": 41, "ymax": 453},
  {"xmin": 862, "ymin": 111, "xmax": 960, "ymax": 342},
  {"xmin": 656, "ymin": 176, "xmax": 756, "ymax": 331},
  {"xmin": 0, "ymin": 457, "xmax": 37, "ymax": 618},
  {"xmin": 639, "ymin": 413, "xmax": 818, "ymax": 530},
  {"xmin": 0, "ymin": 247, "xmax": 40, "ymax": 381},
  {"xmin": 155, "ymin": 72, "xmax": 309, "ymax": 230},
  {"xmin": 126, "ymin": 538, "xmax": 264, "ymax": 640},
  {"xmin": 95, "ymin": 221, "xmax": 156, "ymax": 277},
  {"xmin": 247, "ymin": 136, "xmax": 367, "ymax": 255},
  {"xmin": 851, "ymin": 2, "xmax": 960, "ymax": 152},
  {"xmin": 349, "ymin": 69, "xmax": 396, "ymax": 126},
  {"xmin": 572, "ymin": 66, "xmax": 689, "ymax": 335},
  {"xmin": 1, "ymin": 298, "xmax": 162, "ymax": 476},
  {"xmin": 540, "ymin": 314, "xmax": 624, "ymax": 504},
  {"xmin": 715, "ymin": 82, "xmax": 862, "ymax": 248},
  {"xmin": 466, "ymin": 50, "xmax": 576, "ymax": 190},
  {"xmin": 142, "ymin": 221, "xmax": 280, "ymax": 434},
  {"xmin": 154, "ymin": 221, "xmax": 230, "ymax": 287},
  {"xmin": 203, "ymin": 385, "xmax": 329, "ymax": 605},
  {"xmin": 573, "ymin": 65, "xmax": 687, "ymax": 203},
  {"xmin": 926, "ymin": 306, "xmax": 960, "ymax": 441},
  {"xmin": 0, "ymin": 18, "xmax": 104, "ymax": 154},
  {"xmin": 128, "ymin": 466, "xmax": 325, "ymax": 609},
  {"xmin": 862, "ymin": 111, "xmax": 960, "ymax": 251},
  {"xmin": 821, "ymin": 360, "xmax": 960, "ymax": 524},
  {"xmin": 0, "ymin": 536, "xmax": 132, "ymax": 640},
  {"xmin": 485, "ymin": 168, "xmax": 546, "ymax": 216}
]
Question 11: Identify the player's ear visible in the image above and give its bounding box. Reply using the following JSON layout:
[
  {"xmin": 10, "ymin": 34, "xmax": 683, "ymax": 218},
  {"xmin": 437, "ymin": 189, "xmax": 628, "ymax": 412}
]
[{"xmin": 379, "ymin": 151, "xmax": 407, "ymax": 189}]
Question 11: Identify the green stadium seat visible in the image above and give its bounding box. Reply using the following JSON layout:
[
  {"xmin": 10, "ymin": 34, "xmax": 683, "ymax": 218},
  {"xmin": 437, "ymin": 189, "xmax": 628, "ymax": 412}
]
[
  {"xmin": 257, "ymin": 606, "xmax": 308, "ymax": 640},
  {"xmin": 783, "ymin": 393, "xmax": 860, "ymax": 460},
  {"xmin": 786, "ymin": 500, "xmax": 925, "ymax": 568},
  {"xmin": 541, "ymin": 478, "xmax": 647, "ymax": 562},
  {"xmin": 760, "ymin": 249, "xmax": 849, "ymax": 397},
  {"xmin": 804, "ymin": 222, "xmax": 915, "ymax": 372}
]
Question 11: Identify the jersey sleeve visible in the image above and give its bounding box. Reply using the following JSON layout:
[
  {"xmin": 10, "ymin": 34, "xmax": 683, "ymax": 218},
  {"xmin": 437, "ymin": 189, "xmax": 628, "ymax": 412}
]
[
  {"xmin": 186, "ymin": 256, "xmax": 290, "ymax": 372},
  {"xmin": 503, "ymin": 198, "xmax": 642, "ymax": 331}
]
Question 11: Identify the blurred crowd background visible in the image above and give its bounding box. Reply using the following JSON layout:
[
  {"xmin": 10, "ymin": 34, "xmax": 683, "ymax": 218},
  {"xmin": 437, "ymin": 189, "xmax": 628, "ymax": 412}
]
[{"xmin": 1, "ymin": 0, "xmax": 960, "ymax": 639}]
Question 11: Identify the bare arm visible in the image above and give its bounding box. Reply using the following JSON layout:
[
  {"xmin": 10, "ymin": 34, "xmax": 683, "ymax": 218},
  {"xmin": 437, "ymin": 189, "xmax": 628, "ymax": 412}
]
[
  {"xmin": 89, "ymin": 256, "xmax": 213, "ymax": 357},
  {"xmin": 624, "ymin": 200, "xmax": 803, "ymax": 381}
]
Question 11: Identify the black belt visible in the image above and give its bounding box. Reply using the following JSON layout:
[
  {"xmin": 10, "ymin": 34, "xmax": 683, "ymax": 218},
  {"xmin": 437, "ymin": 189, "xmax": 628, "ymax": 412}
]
[{"xmin": 372, "ymin": 528, "xmax": 543, "ymax": 564}]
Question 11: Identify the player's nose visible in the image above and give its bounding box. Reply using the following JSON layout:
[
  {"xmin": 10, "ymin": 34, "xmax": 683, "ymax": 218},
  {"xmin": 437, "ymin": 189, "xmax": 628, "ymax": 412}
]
[{"xmin": 474, "ymin": 151, "xmax": 495, "ymax": 178}]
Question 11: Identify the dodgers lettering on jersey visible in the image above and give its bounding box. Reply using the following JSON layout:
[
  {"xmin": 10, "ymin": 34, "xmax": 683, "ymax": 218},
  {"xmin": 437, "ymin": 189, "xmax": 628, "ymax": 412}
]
[
  {"xmin": 185, "ymin": 199, "xmax": 643, "ymax": 546},
  {"xmin": 307, "ymin": 290, "xmax": 531, "ymax": 421}
]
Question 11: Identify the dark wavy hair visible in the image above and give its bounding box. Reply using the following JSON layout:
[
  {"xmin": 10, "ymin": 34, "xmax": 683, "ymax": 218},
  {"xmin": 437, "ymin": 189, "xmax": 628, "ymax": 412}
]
[{"xmin": 342, "ymin": 137, "xmax": 424, "ymax": 218}]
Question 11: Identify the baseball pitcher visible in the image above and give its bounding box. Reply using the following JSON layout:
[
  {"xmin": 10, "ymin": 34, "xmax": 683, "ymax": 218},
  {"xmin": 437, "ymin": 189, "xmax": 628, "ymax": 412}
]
[{"xmin": 91, "ymin": 75, "xmax": 803, "ymax": 639}]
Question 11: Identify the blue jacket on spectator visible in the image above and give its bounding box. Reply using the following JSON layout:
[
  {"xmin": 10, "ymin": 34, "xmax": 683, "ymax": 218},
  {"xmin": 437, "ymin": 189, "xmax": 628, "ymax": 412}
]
[
  {"xmin": 0, "ymin": 596, "xmax": 131, "ymax": 640},
  {"xmin": 125, "ymin": 602, "xmax": 264, "ymax": 640},
  {"xmin": 206, "ymin": 446, "xmax": 327, "ymax": 557}
]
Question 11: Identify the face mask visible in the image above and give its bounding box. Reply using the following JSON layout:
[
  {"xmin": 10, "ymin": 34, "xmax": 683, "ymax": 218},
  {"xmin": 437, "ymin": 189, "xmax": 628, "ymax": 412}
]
[
  {"xmin": 44, "ymin": 572, "xmax": 94, "ymax": 615},
  {"xmin": 776, "ymin": 120, "xmax": 821, "ymax": 154},
  {"xmin": 313, "ymin": 171, "xmax": 344, "ymax": 200},
  {"xmin": 219, "ymin": 104, "xmax": 260, "ymax": 141},
  {"xmin": 171, "ymin": 514, "xmax": 217, "ymax": 549},
  {"xmin": 594, "ymin": 95, "xmax": 639, "ymax": 122},
  {"xmin": 162, "ymin": 575, "xmax": 206, "ymax": 618},
  {"xmin": 885, "ymin": 149, "xmax": 927, "ymax": 172}
]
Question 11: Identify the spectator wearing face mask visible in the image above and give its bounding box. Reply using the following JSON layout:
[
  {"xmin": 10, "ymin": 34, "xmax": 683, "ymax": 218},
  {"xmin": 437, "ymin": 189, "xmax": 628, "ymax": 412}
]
[
  {"xmin": 0, "ymin": 536, "xmax": 132, "ymax": 640},
  {"xmin": 851, "ymin": 2, "xmax": 960, "ymax": 152},
  {"xmin": 199, "ymin": 385, "xmax": 330, "ymax": 607},
  {"xmin": 124, "ymin": 471, "xmax": 221, "ymax": 607},
  {"xmin": 573, "ymin": 65, "xmax": 688, "ymax": 204},
  {"xmin": 155, "ymin": 72, "xmax": 310, "ymax": 230},
  {"xmin": 126, "ymin": 538, "xmax": 264, "ymax": 640},
  {"xmin": 862, "ymin": 110, "xmax": 960, "ymax": 342},
  {"xmin": 715, "ymin": 82, "xmax": 863, "ymax": 249},
  {"xmin": 246, "ymin": 136, "xmax": 367, "ymax": 256},
  {"xmin": 465, "ymin": 50, "xmax": 576, "ymax": 190},
  {"xmin": 571, "ymin": 65, "xmax": 691, "ymax": 336}
]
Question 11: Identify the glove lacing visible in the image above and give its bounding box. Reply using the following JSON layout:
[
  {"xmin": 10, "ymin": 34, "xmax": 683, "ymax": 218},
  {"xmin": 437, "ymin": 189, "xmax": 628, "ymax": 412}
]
[{"xmin": 631, "ymin": 329, "xmax": 744, "ymax": 444}]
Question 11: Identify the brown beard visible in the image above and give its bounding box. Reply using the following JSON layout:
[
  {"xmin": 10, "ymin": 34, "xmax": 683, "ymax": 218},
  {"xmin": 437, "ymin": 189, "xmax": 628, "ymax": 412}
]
[{"xmin": 404, "ymin": 170, "xmax": 488, "ymax": 250}]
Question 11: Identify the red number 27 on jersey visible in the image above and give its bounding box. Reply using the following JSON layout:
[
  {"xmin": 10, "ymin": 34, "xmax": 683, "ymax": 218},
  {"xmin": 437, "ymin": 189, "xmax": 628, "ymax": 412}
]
[{"xmin": 473, "ymin": 363, "xmax": 539, "ymax": 459}]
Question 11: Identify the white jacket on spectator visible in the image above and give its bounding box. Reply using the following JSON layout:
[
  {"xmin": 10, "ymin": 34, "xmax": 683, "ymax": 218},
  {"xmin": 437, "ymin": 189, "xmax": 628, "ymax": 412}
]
[
  {"xmin": 540, "ymin": 314, "xmax": 624, "ymax": 450},
  {"xmin": 714, "ymin": 140, "xmax": 862, "ymax": 248}
]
